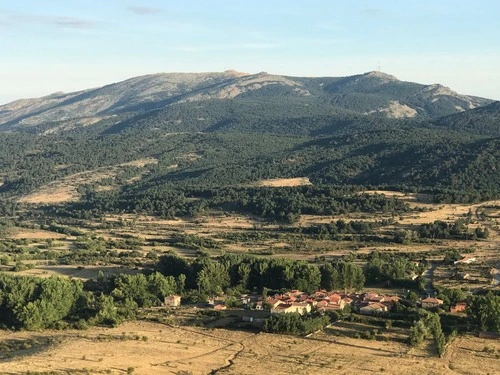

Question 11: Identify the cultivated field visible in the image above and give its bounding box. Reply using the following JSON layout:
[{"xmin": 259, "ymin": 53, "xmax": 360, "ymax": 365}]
[{"xmin": 0, "ymin": 320, "xmax": 498, "ymax": 375}]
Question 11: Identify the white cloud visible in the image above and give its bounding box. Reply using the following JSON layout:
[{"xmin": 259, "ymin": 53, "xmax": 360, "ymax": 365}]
[
  {"xmin": 0, "ymin": 10, "xmax": 97, "ymax": 30},
  {"xmin": 53, "ymin": 16, "xmax": 97, "ymax": 29}
]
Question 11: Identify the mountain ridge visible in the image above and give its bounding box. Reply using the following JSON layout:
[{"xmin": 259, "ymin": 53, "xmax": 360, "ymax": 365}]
[
  {"xmin": 0, "ymin": 72, "xmax": 497, "ymax": 205},
  {"xmin": 0, "ymin": 70, "xmax": 493, "ymax": 134}
]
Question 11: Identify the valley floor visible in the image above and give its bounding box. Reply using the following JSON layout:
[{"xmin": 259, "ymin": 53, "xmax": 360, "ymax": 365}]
[{"xmin": 0, "ymin": 321, "xmax": 498, "ymax": 375}]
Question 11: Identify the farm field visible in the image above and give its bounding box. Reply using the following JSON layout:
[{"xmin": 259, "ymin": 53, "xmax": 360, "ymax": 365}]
[{"xmin": 0, "ymin": 320, "xmax": 498, "ymax": 375}]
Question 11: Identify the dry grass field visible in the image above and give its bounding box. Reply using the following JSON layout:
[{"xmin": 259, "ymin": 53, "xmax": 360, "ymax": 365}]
[
  {"xmin": 0, "ymin": 321, "xmax": 498, "ymax": 375},
  {"xmin": 251, "ymin": 177, "xmax": 312, "ymax": 187},
  {"xmin": 362, "ymin": 189, "xmax": 433, "ymax": 202},
  {"xmin": 7, "ymin": 228, "xmax": 67, "ymax": 240}
]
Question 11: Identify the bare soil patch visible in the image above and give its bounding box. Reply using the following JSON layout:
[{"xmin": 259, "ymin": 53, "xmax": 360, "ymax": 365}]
[{"xmin": 18, "ymin": 169, "xmax": 116, "ymax": 204}]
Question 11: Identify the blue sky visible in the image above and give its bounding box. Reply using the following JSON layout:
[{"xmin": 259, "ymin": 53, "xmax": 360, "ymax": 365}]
[{"xmin": 1, "ymin": 0, "xmax": 499, "ymax": 104}]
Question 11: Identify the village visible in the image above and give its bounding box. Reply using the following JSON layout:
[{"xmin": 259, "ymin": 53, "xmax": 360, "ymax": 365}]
[{"xmin": 164, "ymin": 289, "xmax": 467, "ymax": 318}]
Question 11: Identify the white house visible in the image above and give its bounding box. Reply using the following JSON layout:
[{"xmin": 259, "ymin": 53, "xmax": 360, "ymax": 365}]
[
  {"xmin": 271, "ymin": 302, "xmax": 312, "ymax": 315},
  {"xmin": 164, "ymin": 295, "xmax": 181, "ymax": 308},
  {"xmin": 359, "ymin": 302, "xmax": 388, "ymax": 315}
]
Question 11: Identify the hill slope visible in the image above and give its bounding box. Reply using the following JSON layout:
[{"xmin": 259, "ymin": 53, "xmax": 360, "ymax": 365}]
[
  {"xmin": 0, "ymin": 70, "xmax": 497, "ymax": 211},
  {"xmin": 434, "ymin": 101, "xmax": 500, "ymax": 136}
]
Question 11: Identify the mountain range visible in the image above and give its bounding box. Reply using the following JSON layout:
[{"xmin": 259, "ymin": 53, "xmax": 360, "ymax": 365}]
[
  {"xmin": 0, "ymin": 70, "xmax": 493, "ymax": 134},
  {"xmin": 0, "ymin": 70, "xmax": 498, "ymax": 211}
]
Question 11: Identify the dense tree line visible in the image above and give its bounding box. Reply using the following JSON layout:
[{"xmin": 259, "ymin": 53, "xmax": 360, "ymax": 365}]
[
  {"xmin": 196, "ymin": 187, "xmax": 410, "ymax": 222},
  {"xmin": 0, "ymin": 271, "xmax": 186, "ymax": 330},
  {"xmin": 155, "ymin": 253, "xmax": 365, "ymax": 296},
  {"xmin": 365, "ymin": 251, "xmax": 423, "ymax": 285},
  {"xmin": 417, "ymin": 219, "xmax": 469, "ymax": 240},
  {"xmin": 300, "ymin": 219, "xmax": 381, "ymax": 239},
  {"xmin": 0, "ymin": 251, "xmax": 357, "ymax": 330},
  {"xmin": 0, "ymin": 274, "xmax": 84, "ymax": 330},
  {"xmin": 415, "ymin": 219, "xmax": 490, "ymax": 241},
  {"xmin": 1, "ymin": 254, "xmax": 495, "ymax": 334},
  {"xmin": 59, "ymin": 185, "xmax": 411, "ymax": 223},
  {"xmin": 320, "ymin": 260, "xmax": 365, "ymax": 291},
  {"xmin": 409, "ymin": 311, "xmax": 448, "ymax": 357},
  {"xmin": 262, "ymin": 312, "xmax": 330, "ymax": 335},
  {"xmin": 467, "ymin": 292, "xmax": 500, "ymax": 332}
]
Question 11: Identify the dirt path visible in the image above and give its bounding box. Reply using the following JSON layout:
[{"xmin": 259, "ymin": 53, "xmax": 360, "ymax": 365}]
[
  {"xmin": 149, "ymin": 322, "xmax": 258, "ymax": 373},
  {"xmin": 422, "ymin": 262, "xmax": 437, "ymax": 296},
  {"xmin": 209, "ymin": 342, "xmax": 246, "ymax": 374}
]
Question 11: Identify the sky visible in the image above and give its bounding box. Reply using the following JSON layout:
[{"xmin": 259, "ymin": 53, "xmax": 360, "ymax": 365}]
[{"xmin": 1, "ymin": 0, "xmax": 499, "ymax": 104}]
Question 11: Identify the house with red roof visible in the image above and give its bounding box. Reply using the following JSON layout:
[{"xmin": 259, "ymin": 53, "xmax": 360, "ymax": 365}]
[{"xmin": 450, "ymin": 302, "xmax": 467, "ymax": 314}]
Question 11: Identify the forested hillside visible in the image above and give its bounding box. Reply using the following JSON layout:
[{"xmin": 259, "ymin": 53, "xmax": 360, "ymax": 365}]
[
  {"xmin": 434, "ymin": 101, "xmax": 500, "ymax": 136},
  {"xmin": 0, "ymin": 71, "xmax": 498, "ymax": 217}
]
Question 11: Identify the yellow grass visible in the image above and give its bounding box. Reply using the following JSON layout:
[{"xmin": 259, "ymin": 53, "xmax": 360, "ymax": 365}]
[
  {"xmin": 0, "ymin": 321, "xmax": 497, "ymax": 375},
  {"xmin": 252, "ymin": 177, "xmax": 312, "ymax": 187},
  {"xmin": 362, "ymin": 190, "xmax": 433, "ymax": 202},
  {"xmin": 178, "ymin": 152, "xmax": 201, "ymax": 161},
  {"xmin": 104, "ymin": 213, "xmax": 267, "ymax": 230},
  {"xmin": 121, "ymin": 158, "xmax": 158, "ymax": 168},
  {"xmin": 7, "ymin": 228, "xmax": 66, "ymax": 240},
  {"xmin": 97, "ymin": 198, "xmax": 498, "ymax": 266},
  {"xmin": 401, "ymin": 200, "xmax": 500, "ymax": 225}
]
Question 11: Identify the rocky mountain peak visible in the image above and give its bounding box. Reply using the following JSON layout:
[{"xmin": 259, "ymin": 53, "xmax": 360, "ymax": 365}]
[
  {"xmin": 0, "ymin": 70, "xmax": 493, "ymax": 133},
  {"xmin": 363, "ymin": 71, "xmax": 399, "ymax": 81},
  {"xmin": 223, "ymin": 69, "xmax": 249, "ymax": 77}
]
